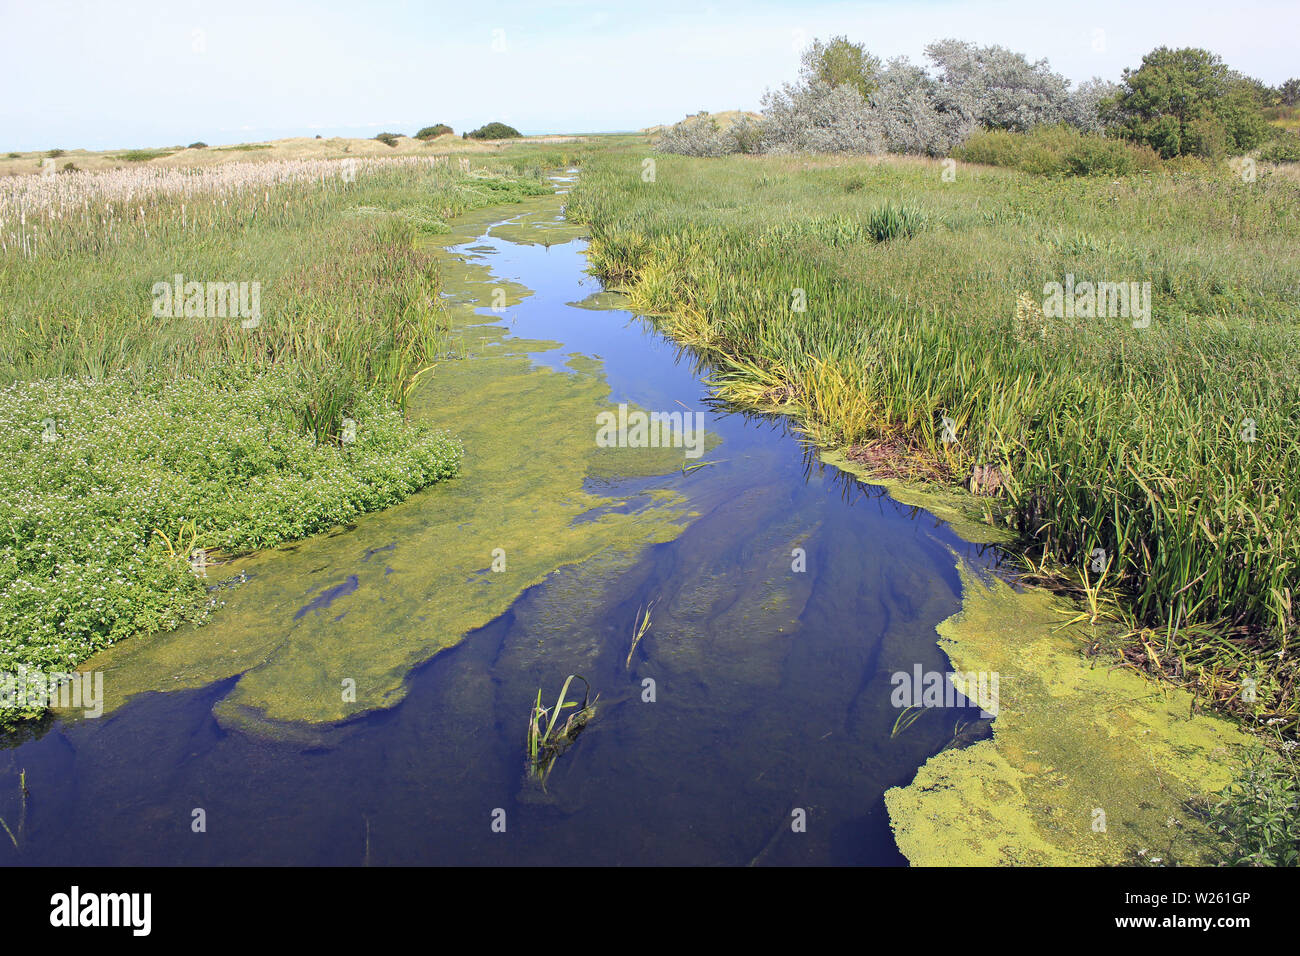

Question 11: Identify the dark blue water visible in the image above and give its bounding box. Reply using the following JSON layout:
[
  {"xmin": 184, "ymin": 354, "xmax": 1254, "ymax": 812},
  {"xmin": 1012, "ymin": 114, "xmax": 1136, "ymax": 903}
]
[{"xmin": 0, "ymin": 182, "xmax": 997, "ymax": 866}]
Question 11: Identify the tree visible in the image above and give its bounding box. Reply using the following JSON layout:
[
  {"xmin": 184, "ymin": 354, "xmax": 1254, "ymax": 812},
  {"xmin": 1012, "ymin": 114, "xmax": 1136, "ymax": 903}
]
[
  {"xmin": 870, "ymin": 57, "xmax": 971, "ymax": 156},
  {"xmin": 924, "ymin": 39, "xmax": 1072, "ymax": 133},
  {"xmin": 1279, "ymin": 79, "xmax": 1300, "ymax": 107},
  {"xmin": 1065, "ymin": 78, "xmax": 1120, "ymax": 134},
  {"xmin": 1102, "ymin": 47, "xmax": 1270, "ymax": 157},
  {"xmin": 800, "ymin": 35, "xmax": 881, "ymax": 99},
  {"xmin": 760, "ymin": 80, "xmax": 884, "ymax": 155},
  {"xmin": 466, "ymin": 122, "xmax": 521, "ymax": 140}
]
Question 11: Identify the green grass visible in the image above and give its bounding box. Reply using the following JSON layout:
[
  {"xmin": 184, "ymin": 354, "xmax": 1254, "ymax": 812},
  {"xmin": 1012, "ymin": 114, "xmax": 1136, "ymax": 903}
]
[{"xmin": 567, "ymin": 142, "xmax": 1300, "ymax": 730}]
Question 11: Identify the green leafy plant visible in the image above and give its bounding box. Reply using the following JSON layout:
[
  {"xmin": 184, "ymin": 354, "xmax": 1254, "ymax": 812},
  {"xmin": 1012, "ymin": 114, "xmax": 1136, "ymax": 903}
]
[{"xmin": 1207, "ymin": 751, "xmax": 1300, "ymax": 866}]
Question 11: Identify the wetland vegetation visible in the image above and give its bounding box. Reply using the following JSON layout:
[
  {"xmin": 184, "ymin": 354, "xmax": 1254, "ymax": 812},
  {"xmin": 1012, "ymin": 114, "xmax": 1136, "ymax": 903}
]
[{"xmin": 1, "ymin": 23, "xmax": 1297, "ymax": 870}]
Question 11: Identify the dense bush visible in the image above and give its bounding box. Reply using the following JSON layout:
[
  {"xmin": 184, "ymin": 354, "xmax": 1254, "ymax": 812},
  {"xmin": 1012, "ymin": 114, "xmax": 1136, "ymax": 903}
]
[
  {"xmin": 1259, "ymin": 134, "xmax": 1300, "ymax": 164},
  {"xmin": 740, "ymin": 38, "xmax": 1126, "ymax": 160},
  {"xmin": 416, "ymin": 124, "xmax": 453, "ymax": 140},
  {"xmin": 655, "ymin": 113, "xmax": 756, "ymax": 157},
  {"xmin": 467, "ymin": 122, "xmax": 522, "ymax": 140},
  {"xmin": 374, "ymin": 132, "xmax": 401, "ymax": 147},
  {"xmin": 760, "ymin": 81, "xmax": 885, "ymax": 155},
  {"xmin": 664, "ymin": 35, "xmax": 1274, "ymax": 165},
  {"xmin": 955, "ymin": 125, "xmax": 1162, "ymax": 176},
  {"xmin": 188, "ymin": 142, "xmax": 208, "ymax": 149}
]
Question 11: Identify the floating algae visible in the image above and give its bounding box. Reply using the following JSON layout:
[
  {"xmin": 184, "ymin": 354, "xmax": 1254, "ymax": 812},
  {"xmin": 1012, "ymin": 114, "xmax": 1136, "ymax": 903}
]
[
  {"xmin": 884, "ymin": 561, "xmax": 1258, "ymax": 866},
  {"xmin": 64, "ymin": 190, "xmax": 716, "ymax": 737}
]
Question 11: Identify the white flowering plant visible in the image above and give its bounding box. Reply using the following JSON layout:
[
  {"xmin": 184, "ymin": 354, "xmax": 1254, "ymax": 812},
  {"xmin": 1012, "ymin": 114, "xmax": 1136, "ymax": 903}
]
[{"xmin": 0, "ymin": 370, "xmax": 460, "ymax": 726}]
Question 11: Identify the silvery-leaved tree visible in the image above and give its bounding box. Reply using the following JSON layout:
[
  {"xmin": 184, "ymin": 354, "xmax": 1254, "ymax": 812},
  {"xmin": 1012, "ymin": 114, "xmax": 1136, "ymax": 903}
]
[
  {"xmin": 870, "ymin": 56, "xmax": 973, "ymax": 156},
  {"xmin": 924, "ymin": 39, "xmax": 1074, "ymax": 133},
  {"xmin": 759, "ymin": 80, "xmax": 885, "ymax": 155},
  {"xmin": 1066, "ymin": 78, "xmax": 1122, "ymax": 134}
]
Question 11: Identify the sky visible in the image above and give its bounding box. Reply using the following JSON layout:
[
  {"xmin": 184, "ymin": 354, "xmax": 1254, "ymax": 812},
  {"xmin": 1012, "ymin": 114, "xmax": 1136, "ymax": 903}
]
[{"xmin": 2, "ymin": 0, "xmax": 1296, "ymax": 151}]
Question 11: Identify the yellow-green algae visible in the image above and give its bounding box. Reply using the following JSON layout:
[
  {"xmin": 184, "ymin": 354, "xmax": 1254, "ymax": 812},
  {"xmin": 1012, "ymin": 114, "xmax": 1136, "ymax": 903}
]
[
  {"xmin": 884, "ymin": 560, "xmax": 1258, "ymax": 866},
  {"xmin": 65, "ymin": 189, "xmax": 717, "ymax": 736}
]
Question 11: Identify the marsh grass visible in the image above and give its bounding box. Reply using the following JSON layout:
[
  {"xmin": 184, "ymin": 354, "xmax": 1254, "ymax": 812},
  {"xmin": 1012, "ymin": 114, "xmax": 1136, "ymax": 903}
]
[
  {"xmin": 527, "ymin": 675, "xmax": 597, "ymax": 790},
  {"xmin": 626, "ymin": 600, "xmax": 656, "ymax": 668},
  {"xmin": 568, "ymin": 145, "xmax": 1300, "ymax": 730}
]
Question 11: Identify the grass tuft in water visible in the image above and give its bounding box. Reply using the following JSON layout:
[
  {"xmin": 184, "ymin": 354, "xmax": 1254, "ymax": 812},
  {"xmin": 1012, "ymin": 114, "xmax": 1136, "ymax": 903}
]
[
  {"xmin": 526, "ymin": 675, "xmax": 598, "ymax": 791},
  {"xmin": 626, "ymin": 600, "xmax": 657, "ymax": 668}
]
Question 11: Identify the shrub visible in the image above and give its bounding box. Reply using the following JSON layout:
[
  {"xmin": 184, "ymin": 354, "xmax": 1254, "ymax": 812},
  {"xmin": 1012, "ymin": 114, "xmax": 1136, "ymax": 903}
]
[
  {"xmin": 1104, "ymin": 47, "xmax": 1272, "ymax": 157},
  {"xmin": 760, "ymin": 81, "xmax": 885, "ymax": 155},
  {"xmin": 1184, "ymin": 115, "xmax": 1230, "ymax": 160},
  {"xmin": 188, "ymin": 141, "xmax": 208, "ymax": 149},
  {"xmin": 1063, "ymin": 134, "xmax": 1160, "ymax": 175},
  {"xmin": 953, "ymin": 128, "xmax": 1027, "ymax": 167},
  {"xmin": 1207, "ymin": 752, "xmax": 1300, "ymax": 866},
  {"xmin": 415, "ymin": 124, "xmax": 453, "ymax": 140},
  {"xmin": 467, "ymin": 122, "xmax": 522, "ymax": 140},
  {"xmin": 655, "ymin": 113, "xmax": 741, "ymax": 157},
  {"xmin": 374, "ymin": 132, "xmax": 401, "ymax": 147},
  {"xmin": 116, "ymin": 149, "xmax": 175, "ymax": 162},
  {"xmin": 47, "ymin": 149, "xmax": 65, "ymax": 158},
  {"xmin": 1259, "ymin": 134, "xmax": 1300, "ymax": 164},
  {"xmin": 955, "ymin": 125, "xmax": 1160, "ymax": 176},
  {"xmin": 730, "ymin": 115, "xmax": 764, "ymax": 154},
  {"xmin": 6, "ymin": 153, "xmax": 19, "ymax": 159}
]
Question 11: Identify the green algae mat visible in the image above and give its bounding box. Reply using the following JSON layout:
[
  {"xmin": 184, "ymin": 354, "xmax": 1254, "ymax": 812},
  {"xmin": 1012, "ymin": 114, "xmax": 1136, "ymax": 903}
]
[
  {"xmin": 65, "ymin": 195, "xmax": 706, "ymax": 738},
  {"xmin": 884, "ymin": 561, "xmax": 1257, "ymax": 866}
]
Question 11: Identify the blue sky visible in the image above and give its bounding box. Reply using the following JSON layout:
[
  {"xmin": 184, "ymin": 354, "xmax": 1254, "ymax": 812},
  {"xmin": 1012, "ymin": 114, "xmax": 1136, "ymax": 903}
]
[{"xmin": 2, "ymin": 0, "xmax": 1296, "ymax": 151}]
